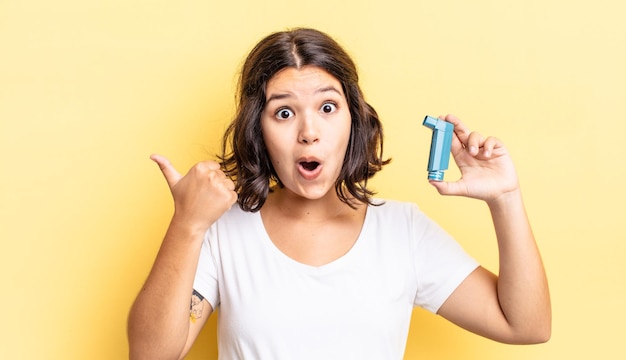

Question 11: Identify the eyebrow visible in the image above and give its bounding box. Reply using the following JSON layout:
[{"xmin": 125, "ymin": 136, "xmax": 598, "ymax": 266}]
[{"xmin": 265, "ymin": 85, "xmax": 343, "ymax": 104}]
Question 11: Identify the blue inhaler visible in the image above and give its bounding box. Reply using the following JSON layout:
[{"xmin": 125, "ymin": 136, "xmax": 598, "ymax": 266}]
[{"xmin": 422, "ymin": 116, "xmax": 454, "ymax": 181}]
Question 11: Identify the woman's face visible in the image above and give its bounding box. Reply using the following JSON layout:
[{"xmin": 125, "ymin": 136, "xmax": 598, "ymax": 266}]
[{"xmin": 261, "ymin": 65, "xmax": 352, "ymax": 201}]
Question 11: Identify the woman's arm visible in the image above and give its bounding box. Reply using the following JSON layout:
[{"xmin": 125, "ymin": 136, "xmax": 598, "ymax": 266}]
[
  {"xmin": 128, "ymin": 221, "xmax": 212, "ymax": 359},
  {"xmin": 127, "ymin": 155, "xmax": 237, "ymax": 359},
  {"xmin": 431, "ymin": 115, "xmax": 551, "ymax": 344}
]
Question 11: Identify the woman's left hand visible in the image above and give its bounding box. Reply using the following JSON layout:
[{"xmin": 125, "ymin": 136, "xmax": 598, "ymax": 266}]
[{"xmin": 428, "ymin": 114, "xmax": 520, "ymax": 203}]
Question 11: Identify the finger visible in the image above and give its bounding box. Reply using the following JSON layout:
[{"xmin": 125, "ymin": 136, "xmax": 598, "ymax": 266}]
[
  {"xmin": 466, "ymin": 132, "xmax": 485, "ymax": 156},
  {"xmin": 428, "ymin": 179, "xmax": 467, "ymax": 197},
  {"xmin": 481, "ymin": 136, "xmax": 502, "ymax": 158},
  {"xmin": 227, "ymin": 188, "xmax": 238, "ymax": 205},
  {"xmin": 224, "ymin": 178, "xmax": 236, "ymax": 191},
  {"xmin": 150, "ymin": 154, "xmax": 183, "ymax": 188},
  {"xmin": 195, "ymin": 160, "xmax": 222, "ymax": 173},
  {"xmin": 440, "ymin": 114, "xmax": 471, "ymax": 145},
  {"xmin": 204, "ymin": 167, "xmax": 228, "ymax": 184},
  {"xmin": 434, "ymin": 114, "xmax": 464, "ymax": 155}
]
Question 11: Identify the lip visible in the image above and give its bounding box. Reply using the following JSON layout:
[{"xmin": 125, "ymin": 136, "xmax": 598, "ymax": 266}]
[{"xmin": 296, "ymin": 156, "xmax": 323, "ymax": 180}]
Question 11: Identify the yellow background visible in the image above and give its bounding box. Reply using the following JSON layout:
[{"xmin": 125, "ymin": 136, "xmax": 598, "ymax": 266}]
[{"xmin": 1, "ymin": 0, "xmax": 624, "ymax": 359}]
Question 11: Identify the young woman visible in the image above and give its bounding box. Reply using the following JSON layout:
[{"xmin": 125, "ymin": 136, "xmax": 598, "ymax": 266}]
[{"xmin": 128, "ymin": 28, "xmax": 551, "ymax": 359}]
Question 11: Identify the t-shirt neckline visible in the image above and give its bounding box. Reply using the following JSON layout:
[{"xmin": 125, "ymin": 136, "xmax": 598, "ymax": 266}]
[{"xmin": 253, "ymin": 205, "xmax": 372, "ymax": 274}]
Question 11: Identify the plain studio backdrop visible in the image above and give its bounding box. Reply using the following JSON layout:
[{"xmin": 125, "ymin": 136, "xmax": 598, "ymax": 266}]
[{"xmin": 1, "ymin": 0, "xmax": 624, "ymax": 358}]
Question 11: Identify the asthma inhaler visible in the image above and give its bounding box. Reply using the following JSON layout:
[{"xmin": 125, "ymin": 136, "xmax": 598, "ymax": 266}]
[{"xmin": 422, "ymin": 116, "xmax": 454, "ymax": 181}]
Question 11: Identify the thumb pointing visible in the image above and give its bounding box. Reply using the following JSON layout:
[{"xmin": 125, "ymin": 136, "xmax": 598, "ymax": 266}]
[{"xmin": 150, "ymin": 154, "xmax": 182, "ymax": 189}]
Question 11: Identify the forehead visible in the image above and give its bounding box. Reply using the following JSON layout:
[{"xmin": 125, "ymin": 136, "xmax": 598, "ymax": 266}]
[{"xmin": 265, "ymin": 66, "xmax": 344, "ymax": 97}]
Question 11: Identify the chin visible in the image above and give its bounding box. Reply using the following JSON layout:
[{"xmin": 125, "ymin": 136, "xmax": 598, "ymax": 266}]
[{"xmin": 293, "ymin": 185, "xmax": 336, "ymax": 201}]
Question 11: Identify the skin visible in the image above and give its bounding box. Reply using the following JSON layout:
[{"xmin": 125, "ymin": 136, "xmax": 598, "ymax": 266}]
[
  {"xmin": 261, "ymin": 66, "xmax": 352, "ymax": 203},
  {"xmin": 127, "ymin": 155, "xmax": 233, "ymax": 359},
  {"xmin": 433, "ymin": 114, "xmax": 551, "ymax": 344},
  {"xmin": 259, "ymin": 66, "xmax": 366, "ymax": 266},
  {"xmin": 127, "ymin": 66, "xmax": 550, "ymax": 359}
]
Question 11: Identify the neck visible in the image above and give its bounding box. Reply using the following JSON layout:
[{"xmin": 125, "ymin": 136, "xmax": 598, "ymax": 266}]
[{"xmin": 264, "ymin": 187, "xmax": 361, "ymax": 222}]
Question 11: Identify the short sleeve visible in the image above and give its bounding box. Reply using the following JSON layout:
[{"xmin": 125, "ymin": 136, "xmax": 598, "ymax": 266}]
[
  {"xmin": 192, "ymin": 227, "xmax": 220, "ymax": 309},
  {"xmin": 410, "ymin": 205, "xmax": 479, "ymax": 313}
]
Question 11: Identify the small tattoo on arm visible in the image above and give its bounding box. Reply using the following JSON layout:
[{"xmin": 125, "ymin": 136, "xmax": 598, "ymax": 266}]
[{"xmin": 190, "ymin": 289, "xmax": 205, "ymax": 323}]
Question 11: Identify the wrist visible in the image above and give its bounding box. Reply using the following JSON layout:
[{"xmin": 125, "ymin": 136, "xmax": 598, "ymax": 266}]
[
  {"xmin": 486, "ymin": 188, "xmax": 524, "ymax": 212},
  {"xmin": 167, "ymin": 213, "xmax": 210, "ymax": 243}
]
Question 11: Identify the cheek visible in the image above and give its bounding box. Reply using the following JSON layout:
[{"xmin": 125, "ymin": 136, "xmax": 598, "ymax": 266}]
[
  {"xmin": 261, "ymin": 122, "xmax": 282, "ymax": 150},
  {"xmin": 264, "ymin": 137, "xmax": 282, "ymax": 162},
  {"xmin": 338, "ymin": 121, "xmax": 352, "ymax": 152},
  {"xmin": 264, "ymin": 142, "xmax": 286, "ymax": 173},
  {"xmin": 261, "ymin": 127, "xmax": 276, "ymax": 157}
]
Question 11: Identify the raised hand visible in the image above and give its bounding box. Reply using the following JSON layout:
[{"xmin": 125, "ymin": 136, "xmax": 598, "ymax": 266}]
[
  {"xmin": 150, "ymin": 154, "xmax": 238, "ymax": 233},
  {"xmin": 428, "ymin": 114, "xmax": 520, "ymax": 204}
]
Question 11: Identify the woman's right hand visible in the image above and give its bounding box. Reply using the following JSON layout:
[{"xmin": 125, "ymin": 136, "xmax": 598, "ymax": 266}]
[{"xmin": 150, "ymin": 154, "xmax": 238, "ymax": 234}]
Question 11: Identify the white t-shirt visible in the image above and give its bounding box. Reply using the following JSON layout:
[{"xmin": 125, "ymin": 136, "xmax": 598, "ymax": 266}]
[{"xmin": 193, "ymin": 199, "xmax": 479, "ymax": 359}]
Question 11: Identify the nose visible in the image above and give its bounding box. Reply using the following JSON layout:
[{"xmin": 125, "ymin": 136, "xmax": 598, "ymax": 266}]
[{"xmin": 298, "ymin": 112, "xmax": 319, "ymax": 144}]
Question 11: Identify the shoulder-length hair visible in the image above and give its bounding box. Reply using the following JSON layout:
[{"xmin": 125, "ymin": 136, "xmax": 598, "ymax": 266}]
[{"xmin": 221, "ymin": 28, "xmax": 390, "ymax": 212}]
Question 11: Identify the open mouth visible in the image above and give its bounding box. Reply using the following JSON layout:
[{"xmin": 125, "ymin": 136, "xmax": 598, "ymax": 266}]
[{"xmin": 300, "ymin": 161, "xmax": 320, "ymax": 171}]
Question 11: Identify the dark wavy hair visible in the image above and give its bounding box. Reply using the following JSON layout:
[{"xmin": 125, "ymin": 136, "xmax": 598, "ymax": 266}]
[{"xmin": 220, "ymin": 28, "xmax": 390, "ymax": 212}]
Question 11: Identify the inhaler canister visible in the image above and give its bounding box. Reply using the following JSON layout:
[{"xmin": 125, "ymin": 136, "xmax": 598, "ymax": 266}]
[{"xmin": 422, "ymin": 116, "xmax": 454, "ymax": 181}]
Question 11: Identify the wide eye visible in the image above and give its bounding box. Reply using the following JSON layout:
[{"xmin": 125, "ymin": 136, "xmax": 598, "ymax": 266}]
[
  {"xmin": 275, "ymin": 108, "xmax": 294, "ymax": 120},
  {"xmin": 320, "ymin": 102, "xmax": 337, "ymax": 114}
]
